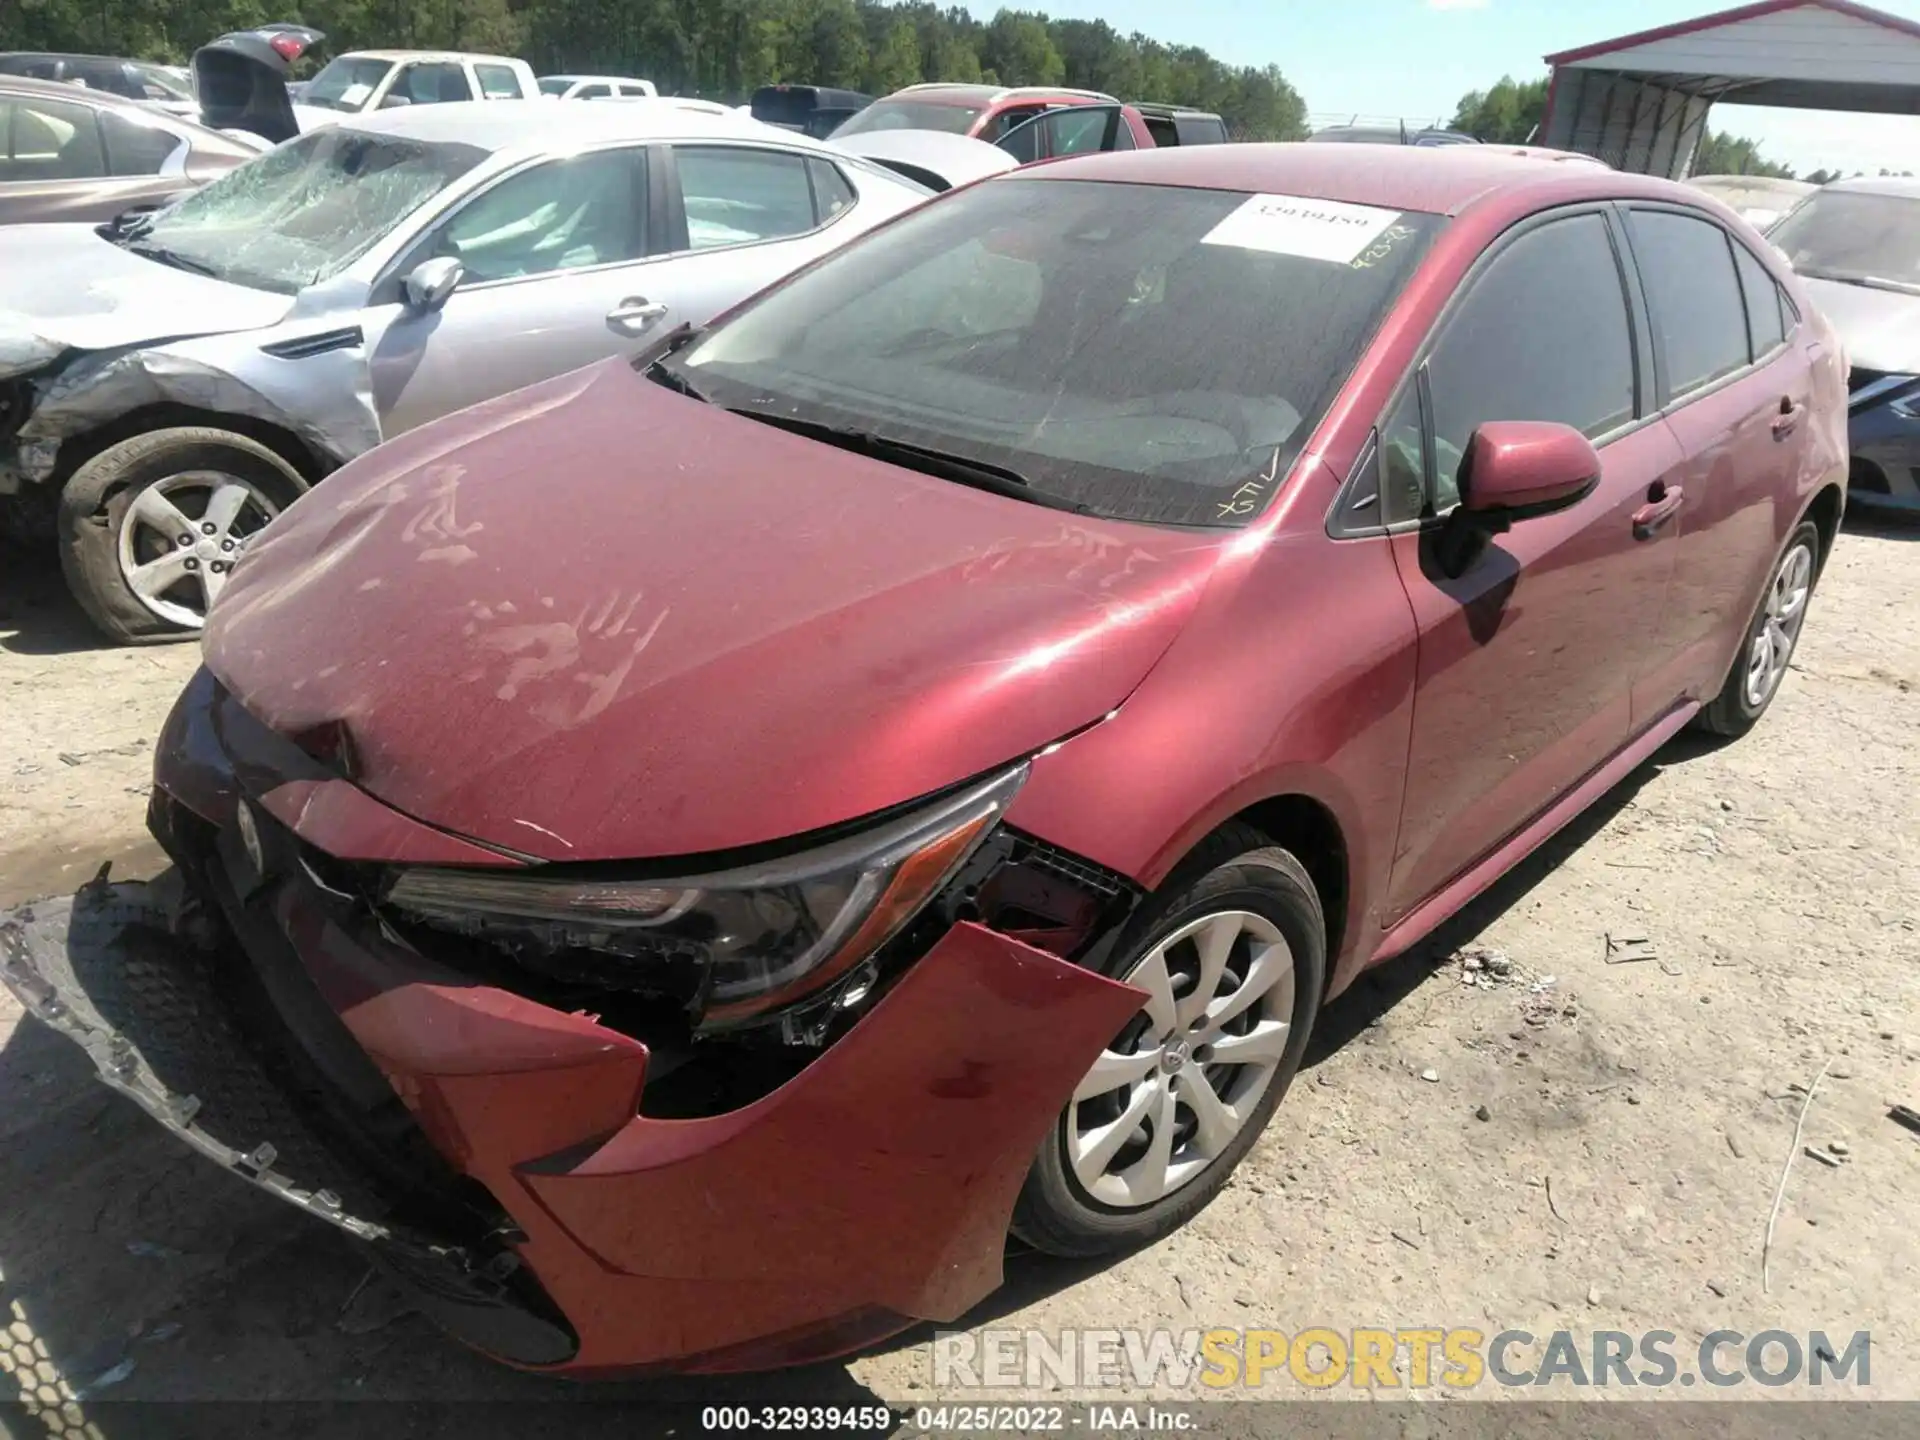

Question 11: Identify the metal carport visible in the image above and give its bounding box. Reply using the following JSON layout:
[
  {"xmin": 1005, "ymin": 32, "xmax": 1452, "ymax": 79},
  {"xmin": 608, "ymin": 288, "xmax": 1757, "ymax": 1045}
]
[{"xmin": 1539, "ymin": 0, "xmax": 1920, "ymax": 177}]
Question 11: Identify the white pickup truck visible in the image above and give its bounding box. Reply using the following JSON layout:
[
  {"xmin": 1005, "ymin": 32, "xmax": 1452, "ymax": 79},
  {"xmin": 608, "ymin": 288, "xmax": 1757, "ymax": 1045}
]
[{"xmin": 291, "ymin": 49, "xmax": 538, "ymax": 128}]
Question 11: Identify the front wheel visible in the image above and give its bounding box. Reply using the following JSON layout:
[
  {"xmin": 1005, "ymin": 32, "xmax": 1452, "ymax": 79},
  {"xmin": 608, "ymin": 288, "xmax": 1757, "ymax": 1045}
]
[
  {"xmin": 57, "ymin": 427, "xmax": 308, "ymax": 644},
  {"xmin": 1694, "ymin": 519, "xmax": 1821, "ymax": 738},
  {"xmin": 1012, "ymin": 829, "xmax": 1326, "ymax": 1258}
]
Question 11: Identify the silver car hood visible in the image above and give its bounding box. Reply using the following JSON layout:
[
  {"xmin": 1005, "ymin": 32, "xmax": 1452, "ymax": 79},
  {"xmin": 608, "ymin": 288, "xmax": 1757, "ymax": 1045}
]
[
  {"xmin": 828, "ymin": 129, "xmax": 1018, "ymax": 191},
  {"xmin": 0, "ymin": 225, "xmax": 292, "ymax": 378},
  {"xmin": 1798, "ymin": 274, "xmax": 1920, "ymax": 376}
]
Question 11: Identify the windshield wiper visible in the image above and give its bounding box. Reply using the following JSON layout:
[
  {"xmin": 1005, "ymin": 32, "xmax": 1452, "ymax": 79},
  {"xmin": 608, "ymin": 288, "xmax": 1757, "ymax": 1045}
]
[
  {"xmin": 634, "ymin": 323, "xmax": 709, "ymax": 397},
  {"xmin": 725, "ymin": 407, "xmax": 1091, "ymax": 514},
  {"xmin": 96, "ymin": 211, "xmax": 156, "ymax": 244},
  {"xmin": 127, "ymin": 242, "xmax": 218, "ymax": 278}
]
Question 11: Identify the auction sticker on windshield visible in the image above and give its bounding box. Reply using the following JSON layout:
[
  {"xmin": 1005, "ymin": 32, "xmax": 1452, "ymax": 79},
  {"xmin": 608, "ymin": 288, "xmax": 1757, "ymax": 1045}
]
[{"xmin": 1202, "ymin": 193, "xmax": 1405, "ymax": 264}]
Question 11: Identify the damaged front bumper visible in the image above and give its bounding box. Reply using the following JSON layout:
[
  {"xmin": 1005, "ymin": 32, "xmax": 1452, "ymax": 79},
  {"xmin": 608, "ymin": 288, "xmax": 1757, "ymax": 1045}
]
[{"xmin": 3, "ymin": 671, "xmax": 1145, "ymax": 1375}]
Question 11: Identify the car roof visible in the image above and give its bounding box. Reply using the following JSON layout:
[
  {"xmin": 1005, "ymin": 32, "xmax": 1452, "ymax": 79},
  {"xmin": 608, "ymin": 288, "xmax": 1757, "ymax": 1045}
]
[
  {"xmin": 334, "ymin": 50, "xmax": 525, "ymax": 64},
  {"xmin": 543, "ymin": 74, "xmax": 648, "ymax": 83},
  {"xmin": 1818, "ymin": 174, "xmax": 1920, "ymax": 198},
  {"xmin": 0, "ymin": 71, "xmax": 166, "ymax": 111},
  {"xmin": 1026, "ymin": 142, "xmax": 1703, "ymax": 217},
  {"xmin": 334, "ymin": 97, "xmax": 840, "ymax": 155}
]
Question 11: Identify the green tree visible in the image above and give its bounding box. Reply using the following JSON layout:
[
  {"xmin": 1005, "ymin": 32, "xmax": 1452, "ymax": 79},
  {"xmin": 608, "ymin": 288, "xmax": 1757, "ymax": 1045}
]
[
  {"xmin": 982, "ymin": 9, "xmax": 1063, "ymax": 87},
  {"xmin": 865, "ymin": 15, "xmax": 923, "ymax": 94},
  {"xmin": 1691, "ymin": 129, "xmax": 1795, "ymax": 179},
  {"xmin": 1449, "ymin": 74, "xmax": 1549, "ymax": 144}
]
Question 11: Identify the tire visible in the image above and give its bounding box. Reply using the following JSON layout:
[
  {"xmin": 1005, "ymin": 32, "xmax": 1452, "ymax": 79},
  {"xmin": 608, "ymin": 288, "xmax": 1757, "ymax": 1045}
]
[
  {"xmin": 1011, "ymin": 823, "xmax": 1327, "ymax": 1258},
  {"xmin": 57, "ymin": 427, "xmax": 308, "ymax": 645},
  {"xmin": 1693, "ymin": 518, "xmax": 1822, "ymax": 739}
]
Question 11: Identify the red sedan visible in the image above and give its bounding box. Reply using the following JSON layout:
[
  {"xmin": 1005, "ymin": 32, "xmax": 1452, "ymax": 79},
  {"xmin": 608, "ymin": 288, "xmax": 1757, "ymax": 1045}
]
[{"xmin": 9, "ymin": 143, "xmax": 1845, "ymax": 1375}]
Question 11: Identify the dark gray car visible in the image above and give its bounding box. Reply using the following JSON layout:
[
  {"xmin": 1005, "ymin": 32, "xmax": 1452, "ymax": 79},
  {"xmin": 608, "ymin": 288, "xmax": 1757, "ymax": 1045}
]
[{"xmin": 0, "ymin": 75, "xmax": 257, "ymax": 226}]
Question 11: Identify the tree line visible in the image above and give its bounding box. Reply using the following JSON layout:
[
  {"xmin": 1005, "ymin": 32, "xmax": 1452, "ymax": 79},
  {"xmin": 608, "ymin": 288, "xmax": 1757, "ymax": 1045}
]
[{"xmin": 6, "ymin": 0, "xmax": 1309, "ymax": 139}]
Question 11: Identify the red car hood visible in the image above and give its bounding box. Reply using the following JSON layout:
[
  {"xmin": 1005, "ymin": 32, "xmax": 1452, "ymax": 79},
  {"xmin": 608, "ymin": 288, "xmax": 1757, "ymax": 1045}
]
[{"xmin": 203, "ymin": 360, "xmax": 1221, "ymax": 862}]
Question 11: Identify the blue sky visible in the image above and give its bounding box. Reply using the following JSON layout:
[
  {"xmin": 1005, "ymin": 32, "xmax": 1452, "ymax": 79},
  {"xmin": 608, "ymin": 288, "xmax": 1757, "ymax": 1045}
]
[{"xmin": 1035, "ymin": 0, "xmax": 1920, "ymax": 175}]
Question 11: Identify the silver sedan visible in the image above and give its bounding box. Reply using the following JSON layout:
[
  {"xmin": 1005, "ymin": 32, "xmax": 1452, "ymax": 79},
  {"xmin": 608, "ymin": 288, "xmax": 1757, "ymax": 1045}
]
[{"xmin": 0, "ymin": 99, "xmax": 948, "ymax": 642}]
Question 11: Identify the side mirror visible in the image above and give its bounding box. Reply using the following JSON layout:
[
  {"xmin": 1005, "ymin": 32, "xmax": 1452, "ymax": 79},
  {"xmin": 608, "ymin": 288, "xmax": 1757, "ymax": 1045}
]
[
  {"xmin": 379, "ymin": 92, "xmax": 412, "ymax": 109},
  {"xmin": 1460, "ymin": 420, "xmax": 1600, "ymax": 519},
  {"xmin": 403, "ymin": 256, "xmax": 464, "ymax": 313},
  {"xmin": 1437, "ymin": 420, "xmax": 1599, "ymax": 578}
]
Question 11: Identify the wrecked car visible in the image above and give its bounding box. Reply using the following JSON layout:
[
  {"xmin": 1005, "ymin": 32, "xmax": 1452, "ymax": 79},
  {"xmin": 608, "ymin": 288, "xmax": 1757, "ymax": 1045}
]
[
  {"xmin": 2, "ymin": 143, "xmax": 1845, "ymax": 1375},
  {"xmin": 1767, "ymin": 175, "xmax": 1920, "ymax": 513},
  {"xmin": 0, "ymin": 99, "xmax": 952, "ymax": 643}
]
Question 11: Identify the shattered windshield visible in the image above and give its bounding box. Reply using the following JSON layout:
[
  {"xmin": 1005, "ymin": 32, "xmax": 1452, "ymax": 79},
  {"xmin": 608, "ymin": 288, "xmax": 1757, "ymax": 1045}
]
[
  {"xmin": 122, "ymin": 128, "xmax": 486, "ymax": 294},
  {"xmin": 1769, "ymin": 189, "xmax": 1920, "ymax": 293},
  {"xmin": 302, "ymin": 56, "xmax": 395, "ymax": 113}
]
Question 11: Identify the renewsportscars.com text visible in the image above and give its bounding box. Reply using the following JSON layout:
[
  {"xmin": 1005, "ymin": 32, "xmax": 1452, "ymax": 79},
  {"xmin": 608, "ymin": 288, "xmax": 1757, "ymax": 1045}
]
[{"xmin": 931, "ymin": 1326, "xmax": 1871, "ymax": 1391}]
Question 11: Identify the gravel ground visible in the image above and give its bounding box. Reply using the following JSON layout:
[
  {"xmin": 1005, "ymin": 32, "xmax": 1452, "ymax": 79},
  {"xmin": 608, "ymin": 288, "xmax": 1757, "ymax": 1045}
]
[{"xmin": 0, "ymin": 521, "xmax": 1915, "ymax": 1431}]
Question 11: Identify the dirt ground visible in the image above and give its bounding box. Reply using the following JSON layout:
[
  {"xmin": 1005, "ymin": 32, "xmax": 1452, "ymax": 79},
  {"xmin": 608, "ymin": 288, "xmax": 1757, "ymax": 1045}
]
[{"xmin": 1, "ymin": 519, "xmax": 1916, "ymax": 1432}]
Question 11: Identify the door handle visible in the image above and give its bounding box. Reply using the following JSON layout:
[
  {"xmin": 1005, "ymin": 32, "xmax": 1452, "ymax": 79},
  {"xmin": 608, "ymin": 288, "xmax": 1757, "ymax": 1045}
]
[
  {"xmin": 1772, "ymin": 399, "xmax": 1803, "ymax": 439},
  {"xmin": 1632, "ymin": 484, "xmax": 1684, "ymax": 539},
  {"xmin": 606, "ymin": 298, "xmax": 668, "ymax": 335}
]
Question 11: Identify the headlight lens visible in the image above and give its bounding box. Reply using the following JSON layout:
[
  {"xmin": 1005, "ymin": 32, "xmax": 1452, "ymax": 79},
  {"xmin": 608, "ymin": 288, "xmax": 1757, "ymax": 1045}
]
[{"xmin": 383, "ymin": 765, "xmax": 1027, "ymax": 1029}]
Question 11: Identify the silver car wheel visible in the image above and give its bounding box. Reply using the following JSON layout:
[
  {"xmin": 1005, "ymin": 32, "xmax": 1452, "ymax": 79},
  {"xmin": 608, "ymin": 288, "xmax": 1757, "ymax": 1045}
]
[
  {"xmin": 117, "ymin": 471, "xmax": 280, "ymax": 630},
  {"xmin": 1066, "ymin": 910, "xmax": 1295, "ymax": 1209},
  {"xmin": 1744, "ymin": 539, "xmax": 1814, "ymax": 710}
]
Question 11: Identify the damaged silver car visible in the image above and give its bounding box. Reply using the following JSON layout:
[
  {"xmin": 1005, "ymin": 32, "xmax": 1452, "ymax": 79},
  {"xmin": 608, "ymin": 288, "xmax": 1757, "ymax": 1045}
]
[{"xmin": 0, "ymin": 99, "xmax": 945, "ymax": 642}]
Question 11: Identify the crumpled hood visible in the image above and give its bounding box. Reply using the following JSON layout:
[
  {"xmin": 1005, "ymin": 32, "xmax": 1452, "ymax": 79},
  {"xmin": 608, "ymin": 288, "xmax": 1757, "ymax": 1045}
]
[
  {"xmin": 0, "ymin": 225, "xmax": 291, "ymax": 378},
  {"xmin": 1798, "ymin": 274, "xmax": 1920, "ymax": 376},
  {"xmin": 203, "ymin": 360, "xmax": 1222, "ymax": 862}
]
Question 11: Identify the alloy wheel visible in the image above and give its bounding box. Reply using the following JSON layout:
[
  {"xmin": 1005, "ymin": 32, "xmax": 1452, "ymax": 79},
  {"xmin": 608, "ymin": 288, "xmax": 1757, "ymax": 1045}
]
[
  {"xmin": 1744, "ymin": 540, "xmax": 1814, "ymax": 710},
  {"xmin": 1066, "ymin": 910, "xmax": 1295, "ymax": 1209},
  {"xmin": 117, "ymin": 471, "xmax": 281, "ymax": 629}
]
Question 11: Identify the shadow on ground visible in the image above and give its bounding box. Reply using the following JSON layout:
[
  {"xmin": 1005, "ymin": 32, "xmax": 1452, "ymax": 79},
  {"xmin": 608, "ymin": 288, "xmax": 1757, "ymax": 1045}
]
[
  {"xmin": 0, "ymin": 540, "xmax": 119, "ymax": 658},
  {"xmin": 0, "ymin": 732, "xmax": 1720, "ymax": 1437}
]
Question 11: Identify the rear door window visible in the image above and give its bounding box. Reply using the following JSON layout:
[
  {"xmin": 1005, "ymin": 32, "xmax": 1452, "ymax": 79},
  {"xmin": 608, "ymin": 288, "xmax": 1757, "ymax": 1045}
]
[
  {"xmin": 1731, "ymin": 241, "xmax": 1787, "ymax": 359},
  {"xmin": 1423, "ymin": 212, "xmax": 1637, "ymax": 510},
  {"xmin": 101, "ymin": 111, "xmax": 182, "ymax": 176},
  {"xmin": 676, "ymin": 145, "xmax": 820, "ymax": 249},
  {"xmin": 1627, "ymin": 209, "xmax": 1751, "ymax": 400},
  {"xmin": 474, "ymin": 64, "xmax": 523, "ymax": 99}
]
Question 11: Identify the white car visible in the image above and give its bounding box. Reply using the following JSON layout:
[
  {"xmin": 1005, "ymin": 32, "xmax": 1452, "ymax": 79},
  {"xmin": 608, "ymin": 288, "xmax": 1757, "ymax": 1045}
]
[
  {"xmin": 0, "ymin": 100, "xmax": 970, "ymax": 643},
  {"xmin": 291, "ymin": 50, "xmax": 538, "ymax": 130},
  {"xmin": 539, "ymin": 74, "xmax": 658, "ymax": 101}
]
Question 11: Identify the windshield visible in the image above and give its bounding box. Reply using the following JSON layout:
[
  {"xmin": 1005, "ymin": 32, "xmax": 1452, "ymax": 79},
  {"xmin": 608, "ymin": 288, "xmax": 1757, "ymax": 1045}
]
[
  {"xmin": 302, "ymin": 56, "xmax": 396, "ymax": 113},
  {"xmin": 128, "ymin": 62, "xmax": 193, "ymax": 101},
  {"xmin": 1769, "ymin": 189, "xmax": 1920, "ymax": 293},
  {"xmin": 538, "ymin": 77, "xmax": 574, "ymax": 96},
  {"xmin": 125, "ymin": 128, "xmax": 485, "ymax": 294},
  {"xmin": 833, "ymin": 99, "xmax": 983, "ymax": 137},
  {"xmin": 668, "ymin": 179, "xmax": 1441, "ymax": 527}
]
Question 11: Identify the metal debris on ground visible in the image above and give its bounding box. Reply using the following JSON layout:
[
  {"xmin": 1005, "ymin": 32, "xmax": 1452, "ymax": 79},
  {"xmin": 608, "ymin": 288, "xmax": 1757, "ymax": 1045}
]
[
  {"xmin": 1803, "ymin": 1146, "xmax": 1844, "ymax": 1168},
  {"xmin": 1603, "ymin": 932, "xmax": 1658, "ymax": 965},
  {"xmin": 1888, "ymin": 1105, "xmax": 1920, "ymax": 1137}
]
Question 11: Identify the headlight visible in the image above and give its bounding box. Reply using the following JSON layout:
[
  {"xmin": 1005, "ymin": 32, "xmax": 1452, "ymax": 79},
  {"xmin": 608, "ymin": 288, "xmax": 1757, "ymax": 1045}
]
[{"xmin": 383, "ymin": 765, "xmax": 1027, "ymax": 1030}]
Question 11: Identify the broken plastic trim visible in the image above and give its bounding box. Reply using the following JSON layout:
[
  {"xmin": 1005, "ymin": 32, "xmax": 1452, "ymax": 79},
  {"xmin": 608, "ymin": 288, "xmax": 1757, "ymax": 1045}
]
[{"xmin": 0, "ymin": 907, "xmax": 389, "ymax": 1246}]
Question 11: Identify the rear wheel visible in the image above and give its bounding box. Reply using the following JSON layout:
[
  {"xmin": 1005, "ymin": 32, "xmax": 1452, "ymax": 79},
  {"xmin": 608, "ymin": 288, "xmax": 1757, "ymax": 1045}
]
[
  {"xmin": 1695, "ymin": 519, "xmax": 1820, "ymax": 738},
  {"xmin": 1011, "ymin": 827, "xmax": 1325, "ymax": 1258},
  {"xmin": 57, "ymin": 427, "xmax": 307, "ymax": 644}
]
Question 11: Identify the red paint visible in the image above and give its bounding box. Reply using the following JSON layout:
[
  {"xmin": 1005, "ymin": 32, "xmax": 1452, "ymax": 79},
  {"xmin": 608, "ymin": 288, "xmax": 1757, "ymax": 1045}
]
[
  {"xmin": 1461, "ymin": 421, "xmax": 1601, "ymax": 511},
  {"xmin": 204, "ymin": 363, "xmax": 1217, "ymax": 862},
  {"xmin": 1543, "ymin": 0, "xmax": 1920, "ymax": 67},
  {"xmin": 323, "ymin": 918, "xmax": 1143, "ymax": 1372}
]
